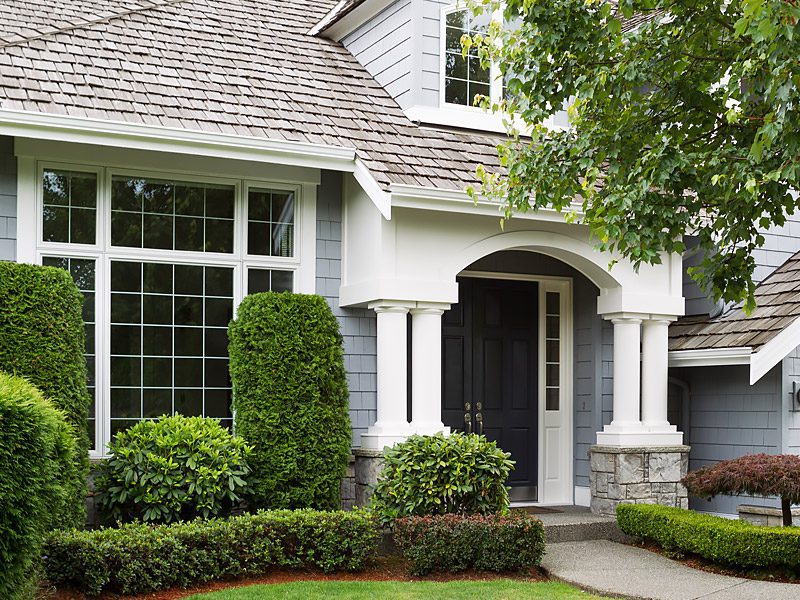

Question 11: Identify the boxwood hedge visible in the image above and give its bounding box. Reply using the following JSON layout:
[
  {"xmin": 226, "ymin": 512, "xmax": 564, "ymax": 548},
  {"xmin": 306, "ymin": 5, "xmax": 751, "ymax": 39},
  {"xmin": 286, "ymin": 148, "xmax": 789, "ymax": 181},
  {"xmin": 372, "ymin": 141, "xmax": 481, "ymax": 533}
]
[
  {"xmin": 0, "ymin": 262, "xmax": 91, "ymax": 528},
  {"xmin": 0, "ymin": 373, "xmax": 77, "ymax": 599},
  {"xmin": 44, "ymin": 509, "xmax": 378, "ymax": 595},
  {"xmin": 617, "ymin": 504, "xmax": 800, "ymax": 570},
  {"xmin": 229, "ymin": 292, "xmax": 351, "ymax": 510}
]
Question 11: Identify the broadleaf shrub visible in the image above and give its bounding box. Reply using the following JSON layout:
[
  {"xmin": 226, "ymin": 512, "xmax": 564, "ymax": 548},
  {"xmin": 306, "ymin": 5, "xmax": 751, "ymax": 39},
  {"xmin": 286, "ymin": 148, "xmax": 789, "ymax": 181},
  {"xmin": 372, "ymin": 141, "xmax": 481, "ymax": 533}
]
[
  {"xmin": 0, "ymin": 373, "xmax": 77, "ymax": 599},
  {"xmin": 95, "ymin": 415, "xmax": 252, "ymax": 523},
  {"xmin": 617, "ymin": 504, "xmax": 800, "ymax": 571},
  {"xmin": 44, "ymin": 509, "xmax": 379, "ymax": 595},
  {"xmin": 393, "ymin": 513, "xmax": 545, "ymax": 575},
  {"xmin": 229, "ymin": 292, "xmax": 351, "ymax": 510},
  {"xmin": 682, "ymin": 453, "xmax": 800, "ymax": 525},
  {"xmin": 370, "ymin": 432, "xmax": 514, "ymax": 526},
  {"xmin": 0, "ymin": 261, "xmax": 90, "ymax": 528}
]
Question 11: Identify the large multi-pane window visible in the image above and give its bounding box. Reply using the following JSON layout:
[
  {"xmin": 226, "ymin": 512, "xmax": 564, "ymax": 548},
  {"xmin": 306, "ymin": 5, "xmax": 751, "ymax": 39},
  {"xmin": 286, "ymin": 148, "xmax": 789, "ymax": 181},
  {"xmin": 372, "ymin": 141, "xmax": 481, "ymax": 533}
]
[
  {"xmin": 443, "ymin": 9, "xmax": 492, "ymax": 107},
  {"xmin": 37, "ymin": 165, "xmax": 303, "ymax": 455}
]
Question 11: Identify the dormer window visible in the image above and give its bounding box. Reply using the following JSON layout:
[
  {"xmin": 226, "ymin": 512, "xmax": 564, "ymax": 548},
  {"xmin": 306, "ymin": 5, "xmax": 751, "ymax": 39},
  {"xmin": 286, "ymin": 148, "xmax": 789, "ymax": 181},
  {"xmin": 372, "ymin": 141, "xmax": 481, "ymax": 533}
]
[{"xmin": 443, "ymin": 7, "xmax": 499, "ymax": 108}]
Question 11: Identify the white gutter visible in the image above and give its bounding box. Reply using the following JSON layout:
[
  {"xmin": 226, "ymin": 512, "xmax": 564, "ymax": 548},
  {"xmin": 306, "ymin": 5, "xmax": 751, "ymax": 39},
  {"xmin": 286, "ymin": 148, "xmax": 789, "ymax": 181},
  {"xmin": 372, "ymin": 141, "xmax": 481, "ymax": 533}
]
[
  {"xmin": 668, "ymin": 347, "xmax": 752, "ymax": 368},
  {"xmin": 0, "ymin": 109, "xmax": 356, "ymax": 172}
]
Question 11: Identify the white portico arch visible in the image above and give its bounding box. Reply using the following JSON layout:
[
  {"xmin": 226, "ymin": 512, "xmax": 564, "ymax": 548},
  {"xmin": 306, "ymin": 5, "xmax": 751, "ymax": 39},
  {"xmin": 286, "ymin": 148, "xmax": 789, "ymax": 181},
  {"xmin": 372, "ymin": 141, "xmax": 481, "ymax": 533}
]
[{"xmin": 340, "ymin": 180, "xmax": 686, "ymax": 505}]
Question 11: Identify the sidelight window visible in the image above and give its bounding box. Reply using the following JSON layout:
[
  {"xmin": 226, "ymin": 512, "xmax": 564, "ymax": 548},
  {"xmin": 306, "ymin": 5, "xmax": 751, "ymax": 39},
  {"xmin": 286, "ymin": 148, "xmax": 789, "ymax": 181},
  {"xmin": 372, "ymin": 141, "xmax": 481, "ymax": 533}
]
[{"xmin": 545, "ymin": 291, "xmax": 561, "ymax": 411}]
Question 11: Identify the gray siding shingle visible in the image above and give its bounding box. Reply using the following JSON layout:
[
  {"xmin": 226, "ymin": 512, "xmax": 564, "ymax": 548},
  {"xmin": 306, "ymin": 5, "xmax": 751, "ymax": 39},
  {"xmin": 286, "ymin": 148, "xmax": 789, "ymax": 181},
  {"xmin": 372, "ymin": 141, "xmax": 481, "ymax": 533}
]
[
  {"xmin": 0, "ymin": 136, "xmax": 16, "ymax": 261},
  {"xmin": 316, "ymin": 170, "xmax": 377, "ymax": 446}
]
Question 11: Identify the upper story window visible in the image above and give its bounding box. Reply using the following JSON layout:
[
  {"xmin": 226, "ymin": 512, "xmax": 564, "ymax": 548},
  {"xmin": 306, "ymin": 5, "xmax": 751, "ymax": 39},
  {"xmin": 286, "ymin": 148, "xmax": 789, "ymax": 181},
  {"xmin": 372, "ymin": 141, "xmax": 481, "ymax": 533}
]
[{"xmin": 443, "ymin": 8, "xmax": 495, "ymax": 107}]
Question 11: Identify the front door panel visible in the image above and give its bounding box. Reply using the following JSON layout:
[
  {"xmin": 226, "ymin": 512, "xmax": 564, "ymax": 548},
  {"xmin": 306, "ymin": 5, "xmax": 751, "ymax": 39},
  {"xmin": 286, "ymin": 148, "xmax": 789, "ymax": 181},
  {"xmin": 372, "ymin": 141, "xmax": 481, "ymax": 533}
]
[{"xmin": 442, "ymin": 277, "xmax": 539, "ymax": 501}]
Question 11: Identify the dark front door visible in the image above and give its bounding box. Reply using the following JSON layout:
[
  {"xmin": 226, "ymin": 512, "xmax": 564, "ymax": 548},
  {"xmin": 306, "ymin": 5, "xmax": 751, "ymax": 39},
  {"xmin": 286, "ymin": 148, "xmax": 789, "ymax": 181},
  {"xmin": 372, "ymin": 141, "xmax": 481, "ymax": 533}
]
[{"xmin": 442, "ymin": 277, "xmax": 539, "ymax": 501}]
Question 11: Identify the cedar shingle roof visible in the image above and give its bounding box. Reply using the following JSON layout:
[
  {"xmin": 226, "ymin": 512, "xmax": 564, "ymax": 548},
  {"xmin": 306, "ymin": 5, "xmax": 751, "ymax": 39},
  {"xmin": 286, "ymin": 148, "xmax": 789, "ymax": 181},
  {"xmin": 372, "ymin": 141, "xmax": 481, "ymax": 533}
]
[
  {"xmin": 0, "ymin": 0, "xmax": 503, "ymax": 191},
  {"xmin": 670, "ymin": 250, "xmax": 800, "ymax": 352}
]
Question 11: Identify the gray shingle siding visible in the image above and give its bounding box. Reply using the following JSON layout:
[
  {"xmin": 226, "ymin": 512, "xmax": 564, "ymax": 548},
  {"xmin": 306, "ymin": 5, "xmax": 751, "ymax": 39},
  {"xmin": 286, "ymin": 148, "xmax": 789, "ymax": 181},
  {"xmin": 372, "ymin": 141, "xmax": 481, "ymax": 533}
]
[
  {"xmin": 466, "ymin": 250, "xmax": 606, "ymax": 489},
  {"xmin": 341, "ymin": 0, "xmax": 413, "ymax": 109},
  {"xmin": 0, "ymin": 136, "xmax": 16, "ymax": 261},
  {"xmin": 671, "ymin": 364, "xmax": 782, "ymax": 515},
  {"xmin": 316, "ymin": 170, "xmax": 378, "ymax": 447},
  {"xmin": 782, "ymin": 347, "xmax": 800, "ymax": 456},
  {"xmin": 420, "ymin": 0, "xmax": 448, "ymax": 107}
]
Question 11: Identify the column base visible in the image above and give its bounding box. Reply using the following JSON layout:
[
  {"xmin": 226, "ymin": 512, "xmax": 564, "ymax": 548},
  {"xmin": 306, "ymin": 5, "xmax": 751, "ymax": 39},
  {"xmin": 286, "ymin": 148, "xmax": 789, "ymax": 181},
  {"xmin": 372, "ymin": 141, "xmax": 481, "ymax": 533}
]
[
  {"xmin": 589, "ymin": 445, "xmax": 690, "ymax": 517},
  {"xmin": 359, "ymin": 422, "xmax": 413, "ymax": 451},
  {"xmin": 596, "ymin": 423, "xmax": 683, "ymax": 446}
]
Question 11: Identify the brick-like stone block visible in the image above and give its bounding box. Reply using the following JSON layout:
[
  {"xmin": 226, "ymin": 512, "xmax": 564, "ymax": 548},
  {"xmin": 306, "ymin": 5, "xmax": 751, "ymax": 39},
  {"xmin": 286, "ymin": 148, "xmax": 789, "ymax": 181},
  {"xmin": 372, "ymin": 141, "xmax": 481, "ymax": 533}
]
[
  {"xmin": 595, "ymin": 472, "xmax": 609, "ymax": 493},
  {"xmin": 626, "ymin": 483, "xmax": 652, "ymax": 499},
  {"xmin": 649, "ymin": 452, "xmax": 683, "ymax": 482},
  {"xmin": 591, "ymin": 451, "xmax": 614, "ymax": 473},
  {"xmin": 617, "ymin": 453, "xmax": 645, "ymax": 484}
]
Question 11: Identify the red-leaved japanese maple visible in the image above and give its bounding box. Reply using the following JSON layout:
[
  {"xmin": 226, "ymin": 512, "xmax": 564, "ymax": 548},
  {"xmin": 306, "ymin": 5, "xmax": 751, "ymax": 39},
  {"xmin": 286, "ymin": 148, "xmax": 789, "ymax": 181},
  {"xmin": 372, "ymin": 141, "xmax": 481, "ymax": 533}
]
[{"xmin": 682, "ymin": 454, "xmax": 800, "ymax": 526}]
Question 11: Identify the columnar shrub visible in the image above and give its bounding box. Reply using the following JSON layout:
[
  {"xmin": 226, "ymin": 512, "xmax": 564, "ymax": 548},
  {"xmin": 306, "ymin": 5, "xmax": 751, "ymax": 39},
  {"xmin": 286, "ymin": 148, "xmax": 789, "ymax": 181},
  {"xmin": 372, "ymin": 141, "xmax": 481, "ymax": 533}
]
[
  {"xmin": 682, "ymin": 453, "xmax": 800, "ymax": 526},
  {"xmin": 370, "ymin": 432, "xmax": 514, "ymax": 526},
  {"xmin": 229, "ymin": 292, "xmax": 351, "ymax": 510},
  {"xmin": 393, "ymin": 513, "xmax": 545, "ymax": 575},
  {"xmin": 44, "ymin": 509, "xmax": 379, "ymax": 595},
  {"xmin": 95, "ymin": 415, "xmax": 253, "ymax": 523},
  {"xmin": 617, "ymin": 504, "xmax": 800, "ymax": 571},
  {"xmin": 0, "ymin": 373, "xmax": 77, "ymax": 599},
  {"xmin": 0, "ymin": 262, "xmax": 90, "ymax": 528}
]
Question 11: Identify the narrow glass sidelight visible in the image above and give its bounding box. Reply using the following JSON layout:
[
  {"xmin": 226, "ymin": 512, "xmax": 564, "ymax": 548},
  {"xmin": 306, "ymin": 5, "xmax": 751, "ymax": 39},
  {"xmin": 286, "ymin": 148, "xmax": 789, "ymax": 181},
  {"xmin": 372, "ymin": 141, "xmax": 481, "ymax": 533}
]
[{"xmin": 545, "ymin": 291, "xmax": 560, "ymax": 411}]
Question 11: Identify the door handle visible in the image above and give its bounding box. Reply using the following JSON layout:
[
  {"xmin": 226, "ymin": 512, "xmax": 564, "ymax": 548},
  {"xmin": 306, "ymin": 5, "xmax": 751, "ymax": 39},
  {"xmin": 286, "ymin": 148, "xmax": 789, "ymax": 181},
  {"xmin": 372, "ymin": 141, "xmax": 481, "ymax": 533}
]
[
  {"xmin": 464, "ymin": 412, "xmax": 473, "ymax": 434},
  {"xmin": 475, "ymin": 412, "xmax": 483, "ymax": 435}
]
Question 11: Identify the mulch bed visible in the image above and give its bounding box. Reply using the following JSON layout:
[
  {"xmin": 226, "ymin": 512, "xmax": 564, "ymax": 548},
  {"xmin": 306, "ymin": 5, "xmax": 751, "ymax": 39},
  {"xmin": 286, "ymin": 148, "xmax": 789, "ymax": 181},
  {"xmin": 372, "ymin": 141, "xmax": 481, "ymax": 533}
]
[
  {"xmin": 632, "ymin": 540, "xmax": 800, "ymax": 584},
  {"xmin": 40, "ymin": 556, "xmax": 549, "ymax": 600}
]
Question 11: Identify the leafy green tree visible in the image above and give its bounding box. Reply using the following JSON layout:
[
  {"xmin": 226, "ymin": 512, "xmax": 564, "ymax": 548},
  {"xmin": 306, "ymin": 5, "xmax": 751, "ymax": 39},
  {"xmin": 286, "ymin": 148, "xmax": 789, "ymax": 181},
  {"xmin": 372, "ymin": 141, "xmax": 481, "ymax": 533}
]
[{"xmin": 465, "ymin": 0, "xmax": 800, "ymax": 309}]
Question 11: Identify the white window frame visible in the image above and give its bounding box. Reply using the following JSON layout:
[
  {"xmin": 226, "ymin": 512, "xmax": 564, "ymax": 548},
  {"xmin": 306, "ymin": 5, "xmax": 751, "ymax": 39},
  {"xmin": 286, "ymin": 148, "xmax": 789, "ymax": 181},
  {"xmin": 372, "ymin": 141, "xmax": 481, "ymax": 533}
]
[
  {"xmin": 25, "ymin": 158, "xmax": 316, "ymax": 458},
  {"xmin": 439, "ymin": 3, "xmax": 504, "ymax": 112}
]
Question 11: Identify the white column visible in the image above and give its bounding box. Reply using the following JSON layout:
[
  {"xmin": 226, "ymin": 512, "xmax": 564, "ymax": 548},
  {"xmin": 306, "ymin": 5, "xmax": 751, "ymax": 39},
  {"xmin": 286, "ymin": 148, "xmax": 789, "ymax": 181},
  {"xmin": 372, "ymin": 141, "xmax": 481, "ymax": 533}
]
[
  {"xmin": 641, "ymin": 317, "xmax": 682, "ymax": 443},
  {"xmin": 410, "ymin": 306, "xmax": 450, "ymax": 435},
  {"xmin": 596, "ymin": 317, "xmax": 644, "ymax": 445},
  {"xmin": 360, "ymin": 304, "xmax": 412, "ymax": 450}
]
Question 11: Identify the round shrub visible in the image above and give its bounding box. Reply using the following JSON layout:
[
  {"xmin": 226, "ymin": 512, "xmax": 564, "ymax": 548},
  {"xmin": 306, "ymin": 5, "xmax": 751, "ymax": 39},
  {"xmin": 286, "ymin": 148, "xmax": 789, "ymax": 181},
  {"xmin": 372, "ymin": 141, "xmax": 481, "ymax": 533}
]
[
  {"xmin": 0, "ymin": 372, "xmax": 77, "ymax": 599},
  {"xmin": 370, "ymin": 432, "xmax": 514, "ymax": 526},
  {"xmin": 229, "ymin": 292, "xmax": 351, "ymax": 510},
  {"xmin": 95, "ymin": 415, "xmax": 253, "ymax": 523},
  {"xmin": 0, "ymin": 262, "xmax": 90, "ymax": 528}
]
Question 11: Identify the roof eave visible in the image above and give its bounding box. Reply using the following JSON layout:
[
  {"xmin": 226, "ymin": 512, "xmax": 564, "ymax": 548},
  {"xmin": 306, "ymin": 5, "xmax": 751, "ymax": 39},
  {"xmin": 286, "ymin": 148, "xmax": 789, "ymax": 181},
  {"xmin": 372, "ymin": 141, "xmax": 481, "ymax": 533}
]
[
  {"xmin": 668, "ymin": 347, "xmax": 752, "ymax": 369},
  {"xmin": 310, "ymin": 0, "xmax": 395, "ymax": 41}
]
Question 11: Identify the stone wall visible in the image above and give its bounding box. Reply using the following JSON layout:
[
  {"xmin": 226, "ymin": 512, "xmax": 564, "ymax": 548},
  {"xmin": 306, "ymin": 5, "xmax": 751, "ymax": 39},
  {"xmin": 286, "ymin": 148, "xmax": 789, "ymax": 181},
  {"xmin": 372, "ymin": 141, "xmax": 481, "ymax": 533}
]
[
  {"xmin": 354, "ymin": 448, "xmax": 384, "ymax": 507},
  {"xmin": 589, "ymin": 445, "xmax": 690, "ymax": 516}
]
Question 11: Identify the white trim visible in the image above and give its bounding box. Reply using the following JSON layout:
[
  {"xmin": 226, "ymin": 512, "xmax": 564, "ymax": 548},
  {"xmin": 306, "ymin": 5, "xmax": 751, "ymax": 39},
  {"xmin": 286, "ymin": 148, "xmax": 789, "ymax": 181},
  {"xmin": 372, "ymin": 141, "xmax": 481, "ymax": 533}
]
[
  {"xmin": 750, "ymin": 316, "xmax": 800, "ymax": 385},
  {"xmin": 406, "ymin": 104, "xmax": 510, "ymax": 135},
  {"xmin": 312, "ymin": 0, "xmax": 397, "ymax": 40},
  {"xmin": 668, "ymin": 347, "xmax": 752, "ymax": 368},
  {"xmin": 0, "ymin": 110, "xmax": 355, "ymax": 171},
  {"xmin": 574, "ymin": 485, "xmax": 591, "ymax": 507},
  {"xmin": 353, "ymin": 158, "xmax": 392, "ymax": 219},
  {"xmin": 460, "ymin": 270, "xmax": 574, "ymax": 506}
]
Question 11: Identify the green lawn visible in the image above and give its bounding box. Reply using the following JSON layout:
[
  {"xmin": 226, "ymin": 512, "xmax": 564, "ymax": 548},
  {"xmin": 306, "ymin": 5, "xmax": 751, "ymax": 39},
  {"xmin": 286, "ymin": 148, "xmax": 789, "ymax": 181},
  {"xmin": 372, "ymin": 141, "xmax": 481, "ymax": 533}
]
[{"xmin": 187, "ymin": 580, "xmax": 608, "ymax": 599}]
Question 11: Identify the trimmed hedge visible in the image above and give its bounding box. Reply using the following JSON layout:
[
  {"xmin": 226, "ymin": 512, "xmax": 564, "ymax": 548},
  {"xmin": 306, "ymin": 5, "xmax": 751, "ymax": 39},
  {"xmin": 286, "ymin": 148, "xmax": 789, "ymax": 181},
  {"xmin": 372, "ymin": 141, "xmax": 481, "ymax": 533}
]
[
  {"xmin": 96, "ymin": 415, "xmax": 253, "ymax": 523},
  {"xmin": 0, "ymin": 262, "xmax": 91, "ymax": 528},
  {"xmin": 229, "ymin": 292, "xmax": 351, "ymax": 510},
  {"xmin": 617, "ymin": 504, "xmax": 800, "ymax": 570},
  {"xmin": 44, "ymin": 509, "xmax": 379, "ymax": 595},
  {"xmin": 0, "ymin": 373, "xmax": 77, "ymax": 599},
  {"xmin": 393, "ymin": 513, "xmax": 545, "ymax": 575},
  {"xmin": 370, "ymin": 433, "xmax": 514, "ymax": 526}
]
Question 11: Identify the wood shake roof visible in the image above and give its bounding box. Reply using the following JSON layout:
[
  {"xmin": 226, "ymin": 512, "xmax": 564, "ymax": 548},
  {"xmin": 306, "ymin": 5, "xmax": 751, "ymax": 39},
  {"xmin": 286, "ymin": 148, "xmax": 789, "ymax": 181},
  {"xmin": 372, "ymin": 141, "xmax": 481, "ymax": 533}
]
[
  {"xmin": 0, "ymin": 0, "xmax": 502, "ymax": 191},
  {"xmin": 670, "ymin": 250, "xmax": 800, "ymax": 352}
]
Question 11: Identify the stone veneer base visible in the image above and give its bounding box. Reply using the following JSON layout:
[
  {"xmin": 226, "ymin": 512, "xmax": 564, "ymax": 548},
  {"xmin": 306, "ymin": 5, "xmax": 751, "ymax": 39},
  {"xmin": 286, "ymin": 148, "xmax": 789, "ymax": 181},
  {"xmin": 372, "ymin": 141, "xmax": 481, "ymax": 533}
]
[
  {"xmin": 353, "ymin": 448, "xmax": 385, "ymax": 507},
  {"xmin": 589, "ymin": 445, "xmax": 690, "ymax": 517}
]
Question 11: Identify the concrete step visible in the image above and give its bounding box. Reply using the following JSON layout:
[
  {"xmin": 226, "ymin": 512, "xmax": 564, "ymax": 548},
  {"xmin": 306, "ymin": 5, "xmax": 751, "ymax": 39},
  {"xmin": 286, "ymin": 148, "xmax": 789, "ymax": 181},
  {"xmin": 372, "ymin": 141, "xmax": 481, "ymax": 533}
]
[{"xmin": 514, "ymin": 505, "xmax": 634, "ymax": 544}]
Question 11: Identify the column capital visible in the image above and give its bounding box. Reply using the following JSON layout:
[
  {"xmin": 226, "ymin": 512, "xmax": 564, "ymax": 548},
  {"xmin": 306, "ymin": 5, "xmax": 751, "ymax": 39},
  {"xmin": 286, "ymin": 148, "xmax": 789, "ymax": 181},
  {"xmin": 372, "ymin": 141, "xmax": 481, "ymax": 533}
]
[
  {"xmin": 410, "ymin": 306, "xmax": 447, "ymax": 316},
  {"xmin": 646, "ymin": 315, "xmax": 678, "ymax": 325},
  {"xmin": 369, "ymin": 300, "xmax": 414, "ymax": 314},
  {"xmin": 609, "ymin": 316, "xmax": 644, "ymax": 326}
]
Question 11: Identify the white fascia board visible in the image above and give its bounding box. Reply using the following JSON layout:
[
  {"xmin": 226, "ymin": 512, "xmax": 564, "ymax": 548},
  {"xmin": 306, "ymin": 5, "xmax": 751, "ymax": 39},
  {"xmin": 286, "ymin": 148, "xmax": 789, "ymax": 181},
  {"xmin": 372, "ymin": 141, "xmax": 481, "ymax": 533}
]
[
  {"xmin": 0, "ymin": 110, "xmax": 356, "ymax": 171},
  {"xmin": 668, "ymin": 347, "xmax": 752, "ymax": 368},
  {"xmin": 389, "ymin": 183, "xmax": 582, "ymax": 223},
  {"xmin": 749, "ymin": 316, "xmax": 800, "ymax": 385},
  {"xmin": 313, "ymin": 0, "xmax": 396, "ymax": 41},
  {"xmin": 308, "ymin": 0, "xmax": 348, "ymax": 35},
  {"xmin": 354, "ymin": 157, "xmax": 392, "ymax": 219},
  {"xmin": 405, "ymin": 105, "xmax": 560, "ymax": 137}
]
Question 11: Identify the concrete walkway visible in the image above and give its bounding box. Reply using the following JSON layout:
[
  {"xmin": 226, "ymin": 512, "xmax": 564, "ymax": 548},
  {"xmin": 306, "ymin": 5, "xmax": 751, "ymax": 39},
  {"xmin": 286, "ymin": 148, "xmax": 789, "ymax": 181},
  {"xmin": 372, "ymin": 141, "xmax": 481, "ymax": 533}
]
[{"xmin": 542, "ymin": 540, "xmax": 800, "ymax": 600}]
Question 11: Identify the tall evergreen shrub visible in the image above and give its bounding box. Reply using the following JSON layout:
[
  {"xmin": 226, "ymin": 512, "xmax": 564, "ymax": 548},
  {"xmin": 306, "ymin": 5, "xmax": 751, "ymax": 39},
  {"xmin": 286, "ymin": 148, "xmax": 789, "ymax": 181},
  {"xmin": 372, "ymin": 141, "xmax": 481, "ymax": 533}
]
[
  {"xmin": 0, "ymin": 372, "xmax": 77, "ymax": 599},
  {"xmin": 0, "ymin": 262, "xmax": 91, "ymax": 527},
  {"xmin": 229, "ymin": 292, "xmax": 351, "ymax": 509}
]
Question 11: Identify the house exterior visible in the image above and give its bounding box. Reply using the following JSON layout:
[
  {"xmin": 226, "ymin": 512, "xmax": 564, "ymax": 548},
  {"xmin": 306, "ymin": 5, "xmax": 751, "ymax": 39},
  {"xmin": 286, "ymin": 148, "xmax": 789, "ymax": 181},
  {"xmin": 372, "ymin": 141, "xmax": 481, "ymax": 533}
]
[{"xmin": 1, "ymin": 0, "xmax": 799, "ymax": 516}]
